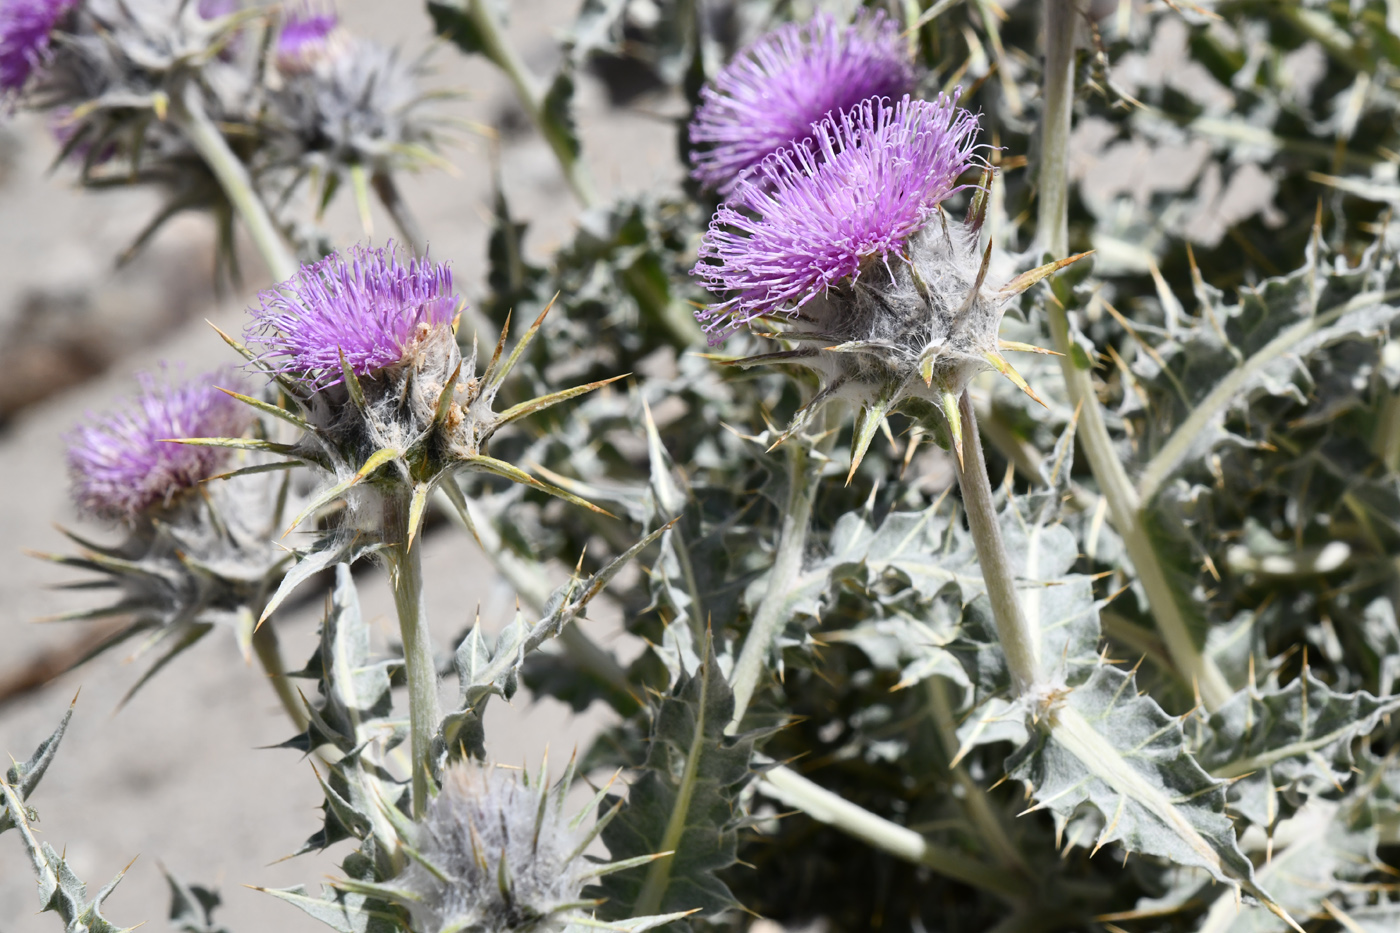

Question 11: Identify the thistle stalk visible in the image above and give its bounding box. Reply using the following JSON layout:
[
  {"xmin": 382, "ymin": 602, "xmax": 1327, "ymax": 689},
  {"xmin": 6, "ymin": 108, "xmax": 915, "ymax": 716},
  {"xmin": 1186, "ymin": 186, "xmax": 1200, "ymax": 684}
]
[
  {"xmin": 463, "ymin": 0, "xmax": 598, "ymax": 208},
  {"xmin": 759, "ymin": 763, "xmax": 1022, "ymax": 900},
  {"xmin": 251, "ymin": 621, "xmax": 308, "ymax": 732},
  {"xmin": 384, "ymin": 488, "xmax": 441, "ymax": 819},
  {"xmin": 953, "ymin": 391, "xmax": 1042, "ymax": 695},
  {"xmin": 727, "ymin": 409, "xmax": 834, "ymax": 732},
  {"xmin": 174, "ymin": 83, "xmax": 298, "ymax": 283},
  {"xmin": 925, "ymin": 676, "xmax": 1028, "ymax": 876},
  {"xmin": 1036, "ymin": 0, "xmax": 1231, "ymax": 710}
]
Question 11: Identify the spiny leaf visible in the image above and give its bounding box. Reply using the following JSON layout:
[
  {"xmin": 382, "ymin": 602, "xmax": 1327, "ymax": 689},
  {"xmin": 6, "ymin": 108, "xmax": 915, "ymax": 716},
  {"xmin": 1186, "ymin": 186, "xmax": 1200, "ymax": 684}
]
[
  {"xmin": 593, "ymin": 636, "xmax": 754, "ymax": 920},
  {"xmin": 458, "ymin": 454, "xmax": 614, "ymax": 517},
  {"xmin": 1010, "ymin": 665, "xmax": 1291, "ymax": 922},
  {"xmin": 999, "ymin": 251, "xmax": 1094, "ymax": 297},
  {"xmin": 1196, "ymin": 669, "xmax": 1400, "ymax": 828},
  {"xmin": 0, "ymin": 700, "xmax": 75, "ymax": 835},
  {"xmin": 496, "ymin": 373, "xmax": 629, "ymax": 426}
]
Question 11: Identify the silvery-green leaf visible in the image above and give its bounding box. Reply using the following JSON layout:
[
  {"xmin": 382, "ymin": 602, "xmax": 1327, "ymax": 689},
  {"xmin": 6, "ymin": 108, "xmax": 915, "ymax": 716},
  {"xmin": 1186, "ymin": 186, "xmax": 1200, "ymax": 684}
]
[
  {"xmin": 593, "ymin": 636, "xmax": 758, "ymax": 920},
  {"xmin": 0, "ymin": 699, "xmax": 73, "ymax": 835},
  {"xmin": 1195, "ymin": 669, "xmax": 1400, "ymax": 828},
  {"xmin": 0, "ymin": 784, "xmax": 138, "ymax": 933},
  {"xmin": 1010, "ymin": 665, "xmax": 1277, "ymax": 908},
  {"xmin": 165, "ymin": 870, "xmax": 233, "ymax": 933}
]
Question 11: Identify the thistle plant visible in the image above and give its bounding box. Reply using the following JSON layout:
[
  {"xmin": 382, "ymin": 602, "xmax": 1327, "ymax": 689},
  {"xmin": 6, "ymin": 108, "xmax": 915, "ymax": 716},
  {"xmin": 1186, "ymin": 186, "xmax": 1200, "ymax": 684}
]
[
  {"xmin": 7, "ymin": 2, "xmax": 1400, "ymax": 933},
  {"xmin": 183, "ymin": 242, "xmax": 623, "ymax": 818}
]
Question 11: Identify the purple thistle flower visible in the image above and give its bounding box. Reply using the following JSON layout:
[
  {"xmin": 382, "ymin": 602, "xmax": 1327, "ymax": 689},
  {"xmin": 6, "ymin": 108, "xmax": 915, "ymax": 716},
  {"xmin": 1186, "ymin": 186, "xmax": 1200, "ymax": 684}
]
[
  {"xmin": 689, "ymin": 10, "xmax": 917, "ymax": 196},
  {"xmin": 692, "ymin": 94, "xmax": 981, "ymax": 341},
  {"xmin": 276, "ymin": 0, "xmax": 341, "ymax": 73},
  {"xmin": 0, "ymin": 0, "xmax": 73, "ymax": 98},
  {"xmin": 66, "ymin": 367, "xmax": 252, "ymax": 522},
  {"xmin": 246, "ymin": 243, "xmax": 461, "ymax": 390}
]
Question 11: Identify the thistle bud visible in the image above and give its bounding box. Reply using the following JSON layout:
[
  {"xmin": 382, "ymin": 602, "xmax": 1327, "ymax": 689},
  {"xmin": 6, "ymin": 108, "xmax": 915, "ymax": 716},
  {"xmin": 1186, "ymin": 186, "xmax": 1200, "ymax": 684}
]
[
  {"xmin": 398, "ymin": 763, "xmax": 590, "ymax": 932},
  {"xmin": 267, "ymin": 16, "xmax": 441, "ymax": 182},
  {"xmin": 274, "ymin": 1, "xmax": 345, "ymax": 75},
  {"xmin": 342, "ymin": 761, "xmax": 680, "ymax": 933}
]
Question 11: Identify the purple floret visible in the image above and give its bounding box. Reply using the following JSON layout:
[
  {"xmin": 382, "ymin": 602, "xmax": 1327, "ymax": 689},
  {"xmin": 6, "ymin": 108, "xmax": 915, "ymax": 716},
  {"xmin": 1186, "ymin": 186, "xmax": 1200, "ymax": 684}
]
[
  {"xmin": 692, "ymin": 94, "xmax": 981, "ymax": 342},
  {"xmin": 246, "ymin": 243, "xmax": 460, "ymax": 389},
  {"xmin": 276, "ymin": 0, "xmax": 339, "ymax": 72},
  {"xmin": 66, "ymin": 368, "xmax": 252, "ymax": 522},
  {"xmin": 0, "ymin": 0, "xmax": 73, "ymax": 97},
  {"xmin": 689, "ymin": 10, "xmax": 916, "ymax": 196}
]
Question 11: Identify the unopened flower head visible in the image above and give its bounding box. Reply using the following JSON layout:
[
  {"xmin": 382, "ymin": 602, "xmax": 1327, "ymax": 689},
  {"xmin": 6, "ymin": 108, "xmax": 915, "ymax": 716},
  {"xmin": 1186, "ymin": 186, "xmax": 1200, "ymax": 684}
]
[
  {"xmin": 269, "ymin": 34, "xmax": 439, "ymax": 176},
  {"xmin": 247, "ymin": 242, "xmax": 459, "ymax": 390},
  {"xmin": 66, "ymin": 367, "xmax": 251, "ymax": 522},
  {"xmin": 275, "ymin": 1, "xmax": 343, "ymax": 74},
  {"xmin": 693, "ymin": 94, "xmax": 981, "ymax": 340},
  {"xmin": 0, "ymin": 0, "xmax": 73, "ymax": 96},
  {"xmin": 689, "ymin": 10, "xmax": 917, "ymax": 195},
  {"xmin": 397, "ymin": 764, "xmax": 588, "ymax": 933}
]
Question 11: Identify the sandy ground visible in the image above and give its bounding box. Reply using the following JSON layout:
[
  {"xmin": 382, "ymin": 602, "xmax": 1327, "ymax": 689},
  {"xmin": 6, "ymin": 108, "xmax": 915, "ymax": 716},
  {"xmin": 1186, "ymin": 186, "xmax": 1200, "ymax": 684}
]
[{"xmin": 0, "ymin": 0, "xmax": 681, "ymax": 929}]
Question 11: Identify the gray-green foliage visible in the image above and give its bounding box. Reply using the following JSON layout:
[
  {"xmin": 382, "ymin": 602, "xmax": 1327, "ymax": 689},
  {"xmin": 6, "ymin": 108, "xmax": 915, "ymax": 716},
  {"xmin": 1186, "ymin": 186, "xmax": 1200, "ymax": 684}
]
[
  {"xmin": 9, "ymin": 0, "xmax": 1400, "ymax": 931},
  {"xmin": 1, "ymin": 706, "xmax": 138, "ymax": 933}
]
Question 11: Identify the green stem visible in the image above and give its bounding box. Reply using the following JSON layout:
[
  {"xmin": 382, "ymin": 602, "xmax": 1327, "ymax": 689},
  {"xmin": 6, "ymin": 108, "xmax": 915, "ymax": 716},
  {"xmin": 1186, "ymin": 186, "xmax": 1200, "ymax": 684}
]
[
  {"xmin": 384, "ymin": 490, "xmax": 440, "ymax": 820},
  {"xmin": 465, "ymin": 0, "xmax": 598, "ymax": 208},
  {"xmin": 727, "ymin": 411, "xmax": 833, "ymax": 732},
  {"xmin": 1036, "ymin": 0, "xmax": 1231, "ymax": 711},
  {"xmin": 175, "ymin": 83, "xmax": 298, "ymax": 283},
  {"xmin": 1037, "ymin": 0, "xmax": 1075, "ymax": 262},
  {"xmin": 758, "ymin": 763, "xmax": 1022, "ymax": 900},
  {"xmin": 925, "ymin": 677, "xmax": 1029, "ymax": 876},
  {"xmin": 953, "ymin": 392, "xmax": 1042, "ymax": 695},
  {"xmin": 251, "ymin": 621, "xmax": 308, "ymax": 732}
]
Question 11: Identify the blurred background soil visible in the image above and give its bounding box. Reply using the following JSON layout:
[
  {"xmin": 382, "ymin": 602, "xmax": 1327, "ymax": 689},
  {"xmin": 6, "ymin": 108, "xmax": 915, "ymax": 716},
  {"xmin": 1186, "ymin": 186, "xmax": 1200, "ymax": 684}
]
[{"xmin": 0, "ymin": 1, "xmax": 683, "ymax": 929}]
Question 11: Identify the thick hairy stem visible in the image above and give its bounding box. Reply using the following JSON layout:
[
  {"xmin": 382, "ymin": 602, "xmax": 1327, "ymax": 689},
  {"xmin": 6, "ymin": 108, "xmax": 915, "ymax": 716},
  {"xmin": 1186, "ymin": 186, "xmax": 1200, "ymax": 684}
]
[
  {"xmin": 175, "ymin": 83, "xmax": 298, "ymax": 282},
  {"xmin": 727, "ymin": 412, "xmax": 832, "ymax": 732},
  {"xmin": 759, "ymin": 764, "xmax": 1022, "ymax": 900},
  {"xmin": 465, "ymin": 0, "xmax": 598, "ymax": 208},
  {"xmin": 954, "ymin": 392, "xmax": 1042, "ymax": 695},
  {"xmin": 1036, "ymin": 0, "xmax": 1231, "ymax": 710},
  {"xmin": 925, "ymin": 677, "xmax": 1029, "ymax": 875},
  {"xmin": 384, "ymin": 491, "xmax": 440, "ymax": 819},
  {"xmin": 251, "ymin": 622, "xmax": 308, "ymax": 732}
]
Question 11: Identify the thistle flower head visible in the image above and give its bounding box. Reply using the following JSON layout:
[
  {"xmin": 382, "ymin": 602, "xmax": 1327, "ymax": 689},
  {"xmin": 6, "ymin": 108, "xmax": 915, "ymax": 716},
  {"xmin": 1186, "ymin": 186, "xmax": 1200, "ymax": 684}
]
[
  {"xmin": 275, "ymin": 1, "xmax": 343, "ymax": 74},
  {"xmin": 694, "ymin": 94, "xmax": 1084, "ymax": 474},
  {"xmin": 65, "ymin": 367, "xmax": 251, "ymax": 522},
  {"xmin": 268, "ymin": 34, "xmax": 441, "ymax": 176},
  {"xmin": 693, "ymin": 94, "xmax": 981, "ymax": 340},
  {"xmin": 396, "ymin": 763, "xmax": 589, "ymax": 933},
  {"xmin": 689, "ymin": 10, "xmax": 917, "ymax": 195},
  {"xmin": 26, "ymin": 0, "xmax": 253, "ymax": 175},
  {"xmin": 0, "ymin": 0, "xmax": 73, "ymax": 97},
  {"xmin": 247, "ymin": 242, "xmax": 459, "ymax": 389},
  {"xmin": 228, "ymin": 245, "xmax": 616, "ymax": 552}
]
